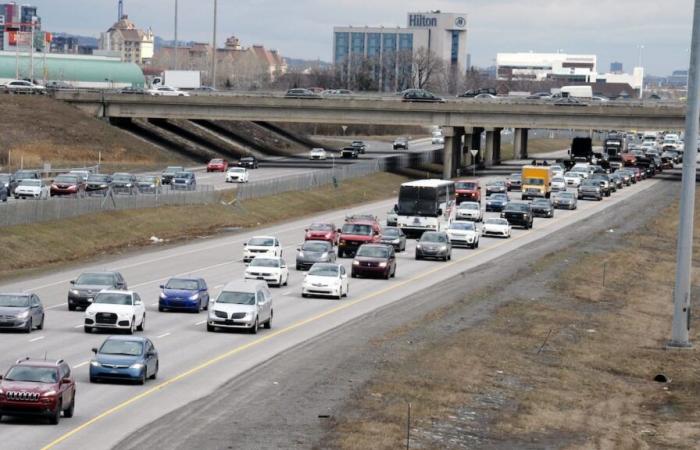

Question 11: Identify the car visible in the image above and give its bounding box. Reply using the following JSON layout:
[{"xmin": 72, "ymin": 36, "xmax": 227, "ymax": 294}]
[
  {"xmin": 68, "ymin": 170, "xmax": 91, "ymax": 183},
  {"xmin": 85, "ymin": 174, "xmax": 112, "ymax": 196},
  {"xmin": 207, "ymin": 158, "xmax": 229, "ymax": 172},
  {"xmin": 379, "ymin": 227, "xmax": 407, "ymax": 252},
  {"xmin": 284, "ymin": 88, "xmax": 320, "ymax": 99},
  {"xmin": 578, "ymin": 180, "xmax": 603, "ymax": 201},
  {"xmin": 551, "ymin": 176, "xmax": 567, "ymax": 192},
  {"xmin": 352, "ymin": 244, "xmax": 397, "ymax": 278},
  {"xmin": 161, "ymin": 166, "xmax": 184, "ymax": 185},
  {"xmin": 158, "ymin": 278, "xmax": 209, "ymax": 312},
  {"xmin": 402, "ymin": 89, "xmax": 445, "ymax": 103},
  {"xmin": 351, "ymin": 140, "xmax": 367, "ymax": 154},
  {"xmin": 147, "ymin": 86, "xmax": 189, "ymax": 96},
  {"xmin": 530, "ymin": 198, "xmax": 554, "ymax": 218},
  {"xmin": 238, "ymin": 156, "xmax": 259, "ymax": 169},
  {"xmin": 301, "ymin": 263, "xmax": 349, "ymax": 299},
  {"xmin": 245, "ymin": 256, "xmax": 289, "ymax": 287},
  {"xmin": 501, "ymin": 202, "xmax": 534, "ymax": 228},
  {"xmin": 207, "ymin": 280, "xmax": 273, "ymax": 333},
  {"xmin": 243, "ymin": 236, "xmax": 283, "ymax": 263},
  {"xmin": 551, "ymin": 191, "xmax": 578, "ymax": 210},
  {"xmin": 526, "ymin": 92, "xmax": 552, "ymax": 100},
  {"xmin": 618, "ymin": 168, "xmax": 637, "ymax": 184},
  {"xmin": 455, "ymin": 180, "xmax": 481, "ymax": 204},
  {"xmin": 0, "ymin": 293, "xmax": 45, "ymax": 332},
  {"xmin": 89, "ymin": 336, "xmax": 159, "ymax": 384},
  {"xmin": 458, "ymin": 88, "xmax": 497, "ymax": 98},
  {"xmin": 386, "ymin": 204, "xmax": 398, "ymax": 226},
  {"xmin": 415, "ymin": 231, "xmax": 452, "ymax": 261},
  {"xmin": 431, "ymin": 133, "xmax": 445, "ymax": 145},
  {"xmin": 455, "ymin": 201, "xmax": 483, "ymax": 222},
  {"xmin": 341, "ymin": 146, "xmax": 360, "ymax": 159},
  {"xmin": 110, "ymin": 172, "xmax": 138, "ymax": 195},
  {"xmin": 119, "ymin": 86, "xmax": 147, "ymax": 95},
  {"xmin": 321, "ymin": 89, "xmax": 353, "ymax": 97},
  {"xmin": 50, "ymin": 174, "xmax": 85, "ymax": 197},
  {"xmin": 481, "ymin": 218, "xmax": 512, "ymax": 238},
  {"xmin": 485, "ymin": 193, "xmax": 509, "ymax": 212},
  {"xmin": 0, "ymin": 183, "xmax": 6, "ymax": 202},
  {"xmin": 14, "ymin": 179, "xmax": 50, "ymax": 200},
  {"xmin": 296, "ymin": 240, "xmax": 336, "ymax": 270},
  {"xmin": 84, "ymin": 290, "xmax": 146, "ymax": 334},
  {"xmin": 507, "ymin": 173, "xmax": 522, "ymax": 191},
  {"xmin": 171, "ymin": 172, "xmax": 196, "ymax": 191},
  {"xmin": 2, "ymin": 79, "xmax": 46, "ymax": 94},
  {"xmin": 550, "ymin": 164, "xmax": 565, "ymax": 178},
  {"xmin": 554, "ymin": 97, "xmax": 586, "ymax": 106},
  {"xmin": 393, "ymin": 137, "xmax": 409, "ymax": 150},
  {"xmin": 590, "ymin": 174, "xmax": 613, "ymax": 196},
  {"xmin": 68, "ymin": 271, "xmax": 127, "ymax": 311},
  {"xmin": 135, "ymin": 175, "xmax": 161, "ymax": 194},
  {"xmin": 309, "ymin": 148, "xmax": 328, "ymax": 160},
  {"xmin": 0, "ymin": 173, "xmax": 18, "ymax": 198},
  {"xmin": 473, "ymin": 93, "xmax": 498, "ymax": 99},
  {"xmin": 0, "ymin": 358, "xmax": 75, "ymax": 424},
  {"xmin": 485, "ymin": 180, "xmax": 508, "ymax": 195},
  {"xmin": 304, "ymin": 222, "xmax": 338, "ymax": 244},
  {"xmin": 13, "ymin": 170, "xmax": 40, "ymax": 182},
  {"xmin": 609, "ymin": 172, "xmax": 624, "ymax": 190},
  {"xmin": 338, "ymin": 215, "xmax": 382, "ymax": 258},
  {"xmin": 446, "ymin": 221, "xmax": 480, "ymax": 249},
  {"xmin": 563, "ymin": 172, "xmax": 584, "ymax": 188},
  {"xmin": 225, "ymin": 167, "xmax": 249, "ymax": 183}
]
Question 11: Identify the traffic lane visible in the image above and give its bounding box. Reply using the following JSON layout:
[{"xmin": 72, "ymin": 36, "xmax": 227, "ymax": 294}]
[{"xmin": 0, "ymin": 177, "xmax": 660, "ymax": 449}]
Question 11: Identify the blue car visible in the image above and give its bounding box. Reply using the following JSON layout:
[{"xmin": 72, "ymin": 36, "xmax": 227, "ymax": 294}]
[
  {"xmin": 485, "ymin": 193, "xmax": 510, "ymax": 212},
  {"xmin": 158, "ymin": 277, "xmax": 209, "ymax": 312},
  {"xmin": 89, "ymin": 336, "xmax": 159, "ymax": 384}
]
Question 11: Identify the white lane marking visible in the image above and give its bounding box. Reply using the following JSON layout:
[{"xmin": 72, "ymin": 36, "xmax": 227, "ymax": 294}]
[
  {"xmin": 195, "ymin": 320, "xmax": 206, "ymax": 326},
  {"xmin": 151, "ymin": 302, "xmax": 159, "ymax": 306},
  {"xmin": 73, "ymin": 361, "xmax": 89, "ymax": 369},
  {"xmin": 130, "ymin": 260, "xmax": 233, "ymax": 289},
  {"xmin": 282, "ymin": 290, "xmax": 293, "ymax": 296},
  {"xmin": 74, "ymin": 324, "xmax": 84, "ymax": 329},
  {"xmin": 47, "ymin": 303, "xmax": 65, "ymax": 310},
  {"xmin": 156, "ymin": 332, "xmax": 171, "ymax": 339},
  {"xmin": 29, "ymin": 336, "xmax": 45, "ymax": 342},
  {"xmin": 212, "ymin": 284, "xmax": 224, "ymax": 290}
]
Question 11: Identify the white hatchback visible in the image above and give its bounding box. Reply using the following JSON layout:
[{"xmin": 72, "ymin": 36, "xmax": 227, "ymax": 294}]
[
  {"xmin": 14, "ymin": 179, "xmax": 50, "ymax": 199},
  {"xmin": 244, "ymin": 256, "xmax": 289, "ymax": 287},
  {"xmin": 302, "ymin": 263, "xmax": 349, "ymax": 300},
  {"xmin": 243, "ymin": 236, "xmax": 282, "ymax": 263}
]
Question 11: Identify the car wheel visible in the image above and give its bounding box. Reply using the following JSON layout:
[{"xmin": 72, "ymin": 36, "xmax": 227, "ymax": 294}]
[
  {"xmin": 336, "ymin": 289, "xmax": 343, "ymax": 300},
  {"xmin": 302, "ymin": 293, "xmax": 308, "ymax": 298},
  {"xmin": 158, "ymin": 306, "xmax": 165, "ymax": 312},
  {"xmin": 37, "ymin": 314, "xmax": 44, "ymax": 330},
  {"xmin": 197, "ymin": 300, "xmax": 202, "ymax": 312},
  {"xmin": 49, "ymin": 401, "xmax": 62, "ymax": 425},
  {"xmin": 64, "ymin": 397, "xmax": 75, "ymax": 418},
  {"xmin": 265, "ymin": 311, "xmax": 273, "ymax": 329},
  {"xmin": 351, "ymin": 272, "xmax": 356, "ymax": 278},
  {"xmin": 207, "ymin": 324, "xmax": 216, "ymax": 332},
  {"xmin": 128, "ymin": 318, "xmax": 136, "ymax": 335},
  {"xmin": 137, "ymin": 315, "xmax": 145, "ymax": 331},
  {"xmin": 138, "ymin": 371, "xmax": 146, "ymax": 385},
  {"xmin": 296, "ymin": 264, "xmax": 302, "ymax": 271},
  {"xmin": 24, "ymin": 318, "xmax": 32, "ymax": 333},
  {"xmin": 338, "ymin": 249, "xmax": 344, "ymax": 258},
  {"xmin": 250, "ymin": 318, "xmax": 259, "ymax": 334},
  {"xmin": 84, "ymin": 326, "xmax": 92, "ymax": 333},
  {"xmin": 150, "ymin": 362, "xmax": 159, "ymax": 380},
  {"xmin": 89, "ymin": 376, "xmax": 98, "ymax": 383},
  {"xmin": 284, "ymin": 276, "xmax": 288, "ymax": 287}
]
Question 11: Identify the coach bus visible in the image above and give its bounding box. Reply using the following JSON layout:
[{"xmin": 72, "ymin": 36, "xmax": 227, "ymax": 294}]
[{"xmin": 396, "ymin": 179, "xmax": 456, "ymax": 237}]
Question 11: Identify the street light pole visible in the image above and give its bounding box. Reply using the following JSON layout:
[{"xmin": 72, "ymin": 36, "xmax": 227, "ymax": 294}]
[
  {"xmin": 637, "ymin": 44, "xmax": 644, "ymax": 68},
  {"xmin": 211, "ymin": 0, "xmax": 218, "ymax": 89},
  {"xmin": 173, "ymin": 0, "xmax": 178, "ymax": 70},
  {"xmin": 669, "ymin": 0, "xmax": 700, "ymax": 349}
]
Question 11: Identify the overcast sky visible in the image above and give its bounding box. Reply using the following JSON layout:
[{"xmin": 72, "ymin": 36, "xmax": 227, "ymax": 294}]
[{"xmin": 31, "ymin": 0, "xmax": 692, "ymax": 75}]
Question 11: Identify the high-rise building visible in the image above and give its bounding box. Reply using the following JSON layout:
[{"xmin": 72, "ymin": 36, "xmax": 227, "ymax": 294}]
[{"xmin": 0, "ymin": 3, "xmax": 42, "ymax": 51}]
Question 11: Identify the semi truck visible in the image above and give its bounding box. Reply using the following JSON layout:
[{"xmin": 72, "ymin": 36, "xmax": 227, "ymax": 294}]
[
  {"xmin": 151, "ymin": 70, "xmax": 201, "ymax": 90},
  {"xmin": 603, "ymin": 134, "xmax": 627, "ymax": 170},
  {"xmin": 521, "ymin": 165, "xmax": 553, "ymax": 200}
]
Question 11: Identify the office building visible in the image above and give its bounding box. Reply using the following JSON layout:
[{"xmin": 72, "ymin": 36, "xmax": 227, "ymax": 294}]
[
  {"xmin": 0, "ymin": 2, "xmax": 42, "ymax": 51},
  {"xmin": 496, "ymin": 52, "xmax": 597, "ymax": 82}
]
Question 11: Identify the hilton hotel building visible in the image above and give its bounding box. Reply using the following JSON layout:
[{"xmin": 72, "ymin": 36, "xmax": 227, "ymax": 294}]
[{"xmin": 333, "ymin": 11, "xmax": 468, "ymax": 91}]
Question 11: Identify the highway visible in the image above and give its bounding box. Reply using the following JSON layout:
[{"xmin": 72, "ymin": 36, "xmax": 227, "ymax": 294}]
[{"xmin": 0, "ymin": 167, "xmax": 661, "ymax": 449}]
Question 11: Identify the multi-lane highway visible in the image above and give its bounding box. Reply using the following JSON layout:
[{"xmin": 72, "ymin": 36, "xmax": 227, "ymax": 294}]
[{"xmin": 0, "ymin": 168, "xmax": 660, "ymax": 450}]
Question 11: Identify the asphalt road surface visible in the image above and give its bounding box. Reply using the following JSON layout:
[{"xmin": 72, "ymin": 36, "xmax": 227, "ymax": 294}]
[{"xmin": 0, "ymin": 171, "xmax": 661, "ymax": 450}]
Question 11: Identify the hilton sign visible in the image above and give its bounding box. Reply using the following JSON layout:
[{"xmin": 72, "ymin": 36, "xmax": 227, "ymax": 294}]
[{"xmin": 408, "ymin": 14, "xmax": 437, "ymax": 27}]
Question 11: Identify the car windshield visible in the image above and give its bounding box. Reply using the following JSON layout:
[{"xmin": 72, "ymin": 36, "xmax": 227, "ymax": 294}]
[
  {"xmin": 356, "ymin": 246, "xmax": 389, "ymax": 258},
  {"xmin": 217, "ymin": 291, "xmax": 256, "ymax": 305},
  {"xmin": 88, "ymin": 175, "xmax": 110, "ymax": 182},
  {"xmin": 488, "ymin": 181, "xmax": 505, "ymax": 187},
  {"xmin": 485, "ymin": 218, "xmax": 508, "ymax": 225},
  {"xmin": 342, "ymin": 224, "xmax": 371, "ymax": 235},
  {"xmin": 382, "ymin": 228, "xmax": 400, "ymax": 237},
  {"xmin": 165, "ymin": 279, "xmax": 199, "ymax": 290},
  {"xmin": 20, "ymin": 180, "xmax": 41, "ymax": 187},
  {"xmin": 210, "ymin": 159, "xmax": 223, "ymax": 164},
  {"xmin": 250, "ymin": 258, "xmax": 280, "ymax": 268},
  {"xmin": 449, "ymin": 222, "xmax": 475, "ymax": 231},
  {"xmin": 174, "ymin": 172, "xmax": 191, "ymax": 178},
  {"xmin": 112, "ymin": 174, "xmax": 132, "ymax": 182},
  {"xmin": 55, "ymin": 175, "xmax": 78, "ymax": 183},
  {"xmin": 302, "ymin": 241, "xmax": 330, "ymax": 252},
  {"xmin": 76, "ymin": 273, "xmax": 115, "ymax": 285},
  {"xmin": 0, "ymin": 294, "xmax": 30, "ymax": 307},
  {"xmin": 505, "ymin": 203, "xmax": 530, "ymax": 212},
  {"xmin": 524, "ymin": 178, "xmax": 545, "ymax": 186},
  {"xmin": 552, "ymin": 177, "xmax": 565, "ymax": 183},
  {"xmin": 4, "ymin": 366, "xmax": 57, "ymax": 383},
  {"xmin": 241, "ymin": 158, "xmax": 254, "ymax": 162},
  {"xmin": 0, "ymin": 174, "xmax": 9, "ymax": 182},
  {"xmin": 137, "ymin": 176, "xmax": 156, "ymax": 183},
  {"xmin": 489, "ymin": 194, "xmax": 507, "ymax": 201},
  {"xmin": 455, "ymin": 182, "xmax": 477, "ymax": 190},
  {"xmin": 421, "ymin": 233, "xmax": 447, "ymax": 243},
  {"xmin": 510, "ymin": 174, "xmax": 521, "ymax": 179},
  {"xmin": 308, "ymin": 265, "xmax": 339, "ymax": 277},
  {"xmin": 15, "ymin": 171, "xmax": 37, "ymax": 179},
  {"xmin": 99, "ymin": 340, "xmax": 144, "ymax": 356},
  {"xmin": 558, "ymin": 192, "xmax": 574, "ymax": 199},
  {"xmin": 229, "ymin": 168, "xmax": 245, "ymax": 173},
  {"xmin": 309, "ymin": 223, "xmax": 333, "ymax": 231},
  {"xmin": 533, "ymin": 199, "xmax": 550, "ymax": 206},
  {"xmin": 248, "ymin": 237, "xmax": 274, "ymax": 246},
  {"xmin": 94, "ymin": 293, "xmax": 132, "ymax": 305},
  {"xmin": 459, "ymin": 203, "xmax": 479, "ymax": 210}
]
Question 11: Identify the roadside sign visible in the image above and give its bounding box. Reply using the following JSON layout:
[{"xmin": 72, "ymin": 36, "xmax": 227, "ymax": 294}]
[{"xmin": 469, "ymin": 149, "xmax": 479, "ymax": 157}]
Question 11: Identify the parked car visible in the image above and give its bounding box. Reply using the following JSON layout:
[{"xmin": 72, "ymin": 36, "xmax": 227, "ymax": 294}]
[
  {"xmin": 481, "ymin": 218, "xmax": 512, "ymax": 238},
  {"xmin": 485, "ymin": 193, "xmax": 509, "ymax": 212},
  {"xmin": 338, "ymin": 215, "xmax": 382, "ymax": 258},
  {"xmin": 136, "ymin": 175, "xmax": 161, "ymax": 194},
  {"xmin": 446, "ymin": 221, "xmax": 480, "ymax": 249},
  {"xmin": 415, "ymin": 231, "xmax": 452, "ymax": 261},
  {"xmin": 301, "ymin": 263, "xmax": 349, "ymax": 299},
  {"xmin": 296, "ymin": 240, "xmax": 336, "ymax": 271},
  {"xmin": 351, "ymin": 244, "xmax": 397, "ymax": 279},
  {"xmin": 171, "ymin": 172, "xmax": 196, "ymax": 191},
  {"xmin": 455, "ymin": 180, "xmax": 481, "ymax": 204},
  {"xmin": 309, "ymin": 148, "xmax": 328, "ymax": 160},
  {"xmin": 551, "ymin": 191, "xmax": 578, "ymax": 210},
  {"xmin": 89, "ymin": 336, "xmax": 159, "ymax": 384},
  {"xmin": 85, "ymin": 174, "xmax": 112, "ymax": 196},
  {"xmin": 501, "ymin": 202, "xmax": 534, "ymax": 228},
  {"xmin": 243, "ymin": 236, "xmax": 283, "ymax": 263},
  {"xmin": 207, "ymin": 280, "xmax": 273, "ymax": 333},
  {"xmin": 530, "ymin": 198, "xmax": 554, "ymax": 218},
  {"xmin": 351, "ymin": 140, "xmax": 367, "ymax": 154},
  {"xmin": 147, "ymin": 86, "xmax": 189, "ymax": 96},
  {"xmin": 158, "ymin": 277, "xmax": 209, "ymax": 312},
  {"xmin": 485, "ymin": 180, "xmax": 508, "ymax": 195},
  {"xmin": 161, "ymin": 166, "xmax": 184, "ymax": 185},
  {"xmin": 0, "ymin": 358, "xmax": 75, "ymax": 424},
  {"xmin": 225, "ymin": 167, "xmax": 249, "ymax": 183},
  {"xmin": 50, "ymin": 174, "xmax": 85, "ymax": 197},
  {"xmin": 84, "ymin": 290, "xmax": 146, "ymax": 334},
  {"xmin": 68, "ymin": 271, "xmax": 127, "ymax": 311},
  {"xmin": 341, "ymin": 146, "xmax": 360, "ymax": 159},
  {"xmin": 284, "ymin": 88, "xmax": 319, "ymax": 99},
  {"xmin": 393, "ymin": 137, "xmax": 409, "ymax": 150},
  {"xmin": 402, "ymin": 89, "xmax": 445, "ymax": 103},
  {"xmin": 110, "ymin": 172, "xmax": 138, "ymax": 195},
  {"xmin": 379, "ymin": 227, "xmax": 407, "ymax": 252},
  {"xmin": 14, "ymin": 179, "xmax": 50, "ymax": 200},
  {"xmin": 2, "ymin": 79, "xmax": 46, "ymax": 94},
  {"xmin": 206, "ymin": 158, "xmax": 228, "ymax": 172},
  {"xmin": 245, "ymin": 256, "xmax": 289, "ymax": 287},
  {"xmin": 455, "ymin": 201, "xmax": 483, "ymax": 222},
  {"xmin": 0, "ymin": 293, "xmax": 45, "ymax": 332},
  {"xmin": 237, "ymin": 156, "xmax": 259, "ymax": 169}
]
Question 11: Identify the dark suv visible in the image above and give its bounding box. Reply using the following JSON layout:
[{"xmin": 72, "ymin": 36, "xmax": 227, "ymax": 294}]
[
  {"xmin": 501, "ymin": 202, "xmax": 533, "ymax": 229},
  {"xmin": 0, "ymin": 358, "xmax": 76, "ymax": 424},
  {"xmin": 68, "ymin": 271, "xmax": 127, "ymax": 311}
]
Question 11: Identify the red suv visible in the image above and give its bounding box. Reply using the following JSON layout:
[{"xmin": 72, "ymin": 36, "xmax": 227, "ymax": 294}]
[
  {"xmin": 338, "ymin": 215, "xmax": 382, "ymax": 258},
  {"xmin": 0, "ymin": 358, "xmax": 76, "ymax": 424},
  {"xmin": 455, "ymin": 179, "xmax": 481, "ymax": 204},
  {"xmin": 50, "ymin": 174, "xmax": 85, "ymax": 197},
  {"xmin": 304, "ymin": 222, "xmax": 338, "ymax": 245}
]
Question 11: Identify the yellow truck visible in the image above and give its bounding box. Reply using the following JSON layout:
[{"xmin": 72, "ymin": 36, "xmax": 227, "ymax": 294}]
[{"xmin": 521, "ymin": 166, "xmax": 553, "ymax": 200}]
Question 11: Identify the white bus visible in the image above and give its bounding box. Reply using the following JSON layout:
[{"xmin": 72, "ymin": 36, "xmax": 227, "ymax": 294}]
[{"xmin": 396, "ymin": 179, "xmax": 456, "ymax": 237}]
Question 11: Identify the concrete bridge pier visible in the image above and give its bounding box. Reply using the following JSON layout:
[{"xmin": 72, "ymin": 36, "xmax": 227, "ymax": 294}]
[
  {"xmin": 514, "ymin": 128, "xmax": 529, "ymax": 160},
  {"xmin": 483, "ymin": 128, "xmax": 502, "ymax": 166},
  {"xmin": 442, "ymin": 126, "xmax": 465, "ymax": 179}
]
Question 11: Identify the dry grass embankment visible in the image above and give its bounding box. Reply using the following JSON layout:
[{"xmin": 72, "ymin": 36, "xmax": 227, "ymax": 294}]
[
  {"xmin": 328, "ymin": 190, "xmax": 700, "ymax": 449},
  {"xmin": 0, "ymin": 172, "xmax": 410, "ymax": 281}
]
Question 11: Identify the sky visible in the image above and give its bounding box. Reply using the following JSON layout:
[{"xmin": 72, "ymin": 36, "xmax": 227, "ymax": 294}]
[{"xmin": 30, "ymin": 0, "xmax": 693, "ymax": 76}]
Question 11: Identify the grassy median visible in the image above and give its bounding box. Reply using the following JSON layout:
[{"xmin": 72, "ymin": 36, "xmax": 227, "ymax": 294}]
[{"xmin": 0, "ymin": 172, "xmax": 410, "ymax": 281}]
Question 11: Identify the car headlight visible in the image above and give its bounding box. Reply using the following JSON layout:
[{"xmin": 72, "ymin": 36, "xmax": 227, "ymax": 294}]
[
  {"xmin": 245, "ymin": 312, "xmax": 254, "ymax": 318},
  {"xmin": 189, "ymin": 293, "xmax": 199, "ymax": 300},
  {"xmin": 392, "ymin": 239, "xmax": 400, "ymax": 244},
  {"xmin": 321, "ymin": 252, "xmax": 329, "ymax": 259},
  {"xmin": 439, "ymin": 245, "xmax": 448, "ymax": 251},
  {"xmin": 159, "ymin": 292, "xmax": 167, "ymax": 299},
  {"xmin": 416, "ymin": 244, "xmax": 422, "ymax": 249},
  {"xmin": 130, "ymin": 363, "xmax": 144, "ymax": 370},
  {"xmin": 118, "ymin": 313, "xmax": 132, "ymax": 319},
  {"xmin": 379, "ymin": 262, "xmax": 387, "ymax": 268},
  {"xmin": 41, "ymin": 390, "xmax": 57, "ymax": 397},
  {"xmin": 298, "ymin": 251, "xmax": 304, "ymax": 258},
  {"xmin": 17, "ymin": 310, "xmax": 29, "ymax": 319},
  {"xmin": 352, "ymin": 260, "xmax": 360, "ymax": 266},
  {"xmin": 70, "ymin": 289, "xmax": 80, "ymax": 295},
  {"xmin": 90, "ymin": 361, "xmax": 101, "ymax": 367},
  {"xmin": 86, "ymin": 309, "xmax": 96, "ymax": 316}
]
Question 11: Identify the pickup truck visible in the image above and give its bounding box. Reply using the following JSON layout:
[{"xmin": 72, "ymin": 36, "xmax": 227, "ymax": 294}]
[
  {"xmin": 500, "ymin": 202, "xmax": 533, "ymax": 229},
  {"xmin": 341, "ymin": 146, "xmax": 360, "ymax": 159},
  {"xmin": 337, "ymin": 215, "xmax": 382, "ymax": 258}
]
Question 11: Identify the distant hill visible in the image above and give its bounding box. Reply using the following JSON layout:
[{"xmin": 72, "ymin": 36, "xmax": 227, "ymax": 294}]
[{"xmin": 285, "ymin": 57, "xmax": 332, "ymax": 70}]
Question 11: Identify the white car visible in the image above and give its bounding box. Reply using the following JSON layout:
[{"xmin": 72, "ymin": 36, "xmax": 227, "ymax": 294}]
[
  {"xmin": 225, "ymin": 167, "xmax": 249, "ymax": 183},
  {"xmin": 147, "ymin": 86, "xmax": 189, "ymax": 97},
  {"xmin": 301, "ymin": 263, "xmax": 349, "ymax": 300},
  {"xmin": 481, "ymin": 218, "xmax": 511, "ymax": 238},
  {"xmin": 244, "ymin": 256, "xmax": 289, "ymax": 287},
  {"xmin": 309, "ymin": 148, "xmax": 327, "ymax": 160},
  {"xmin": 550, "ymin": 164, "xmax": 565, "ymax": 178},
  {"xmin": 455, "ymin": 201, "xmax": 483, "ymax": 222},
  {"xmin": 551, "ymin": 176, "xmax": 567, "ymax": 191},
  {"xmin": 243, "ymin": 236, "xmax": 283, "ymax": 263},
  {"xmin": 14, "ymin": 179, "xmax": 50, "ymax": 199},
  {"xmin": 207, "ymin": 280, "xmax": 272, "ymax": 333},
  {"xmin": 446, "ymin": 221, "xmax": 480, "ymax": 248},
  {"xmin": 84, "ymin": 290, "xmax": 146, "ymax": 334},
  {"xmin": 3, "ymin": 79, "xmax": 45, "ymax": 94},
  {"xmin": 564, "ymin": 172, "xmax": 584, "ymax": 187}
]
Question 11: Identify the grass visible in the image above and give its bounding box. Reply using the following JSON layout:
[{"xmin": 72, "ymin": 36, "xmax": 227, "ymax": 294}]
[{"xmin": 0, "ymin": 172, "xmax": 410, "ymax": 281}]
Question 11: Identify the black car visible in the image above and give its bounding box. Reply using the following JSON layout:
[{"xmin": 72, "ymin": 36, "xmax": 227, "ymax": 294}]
[
  {"xmin": 341, "ymin": 146, "xmax": 359, "ymax": 159},
  {"xmin": 458, "ymin": 88, "xmax": 497, "ymax": 98},
  {"xmin": 0, "ymin": 183, "xmax": 7, "ymax": 202},
  {"xmin": 379, "ymin": 227, "xmax": 407, "ymax": 252},
  {"xmin": 238, "ymin": 156, "xmax": 259, "ymax": 169},
  {"xmin": 501, "ymin": 202, "xmax": 533, "ymax": 229},
  {"xmin": 111, "ymin": 172, "xmax": 138, "ymax": 195},
  {"xmin": 119, "ymin": 87, "xmax": 147, "ymax": 95},
  {"xmin": 285, "ymin": 88, "xmax": 320, "ymax": 99},
  {"xmin": 402, "ymin": 89, "xmax": 445, "ymax": 103},
  {"xmin": 68, "ymin": 271, "xmax": 127, "ymax": 311},
  {"xmin": 161, "ymin": 166, "xmax": 184, "ymax": 185},
  {"xmin": 530, "ymin": 198, "xmax": 554, "ymax": 218},
  {"xmin": 85, "ymin": 174, "xmax": 112, "ymax": 196},
  {"xmin": 0, "ymin": 173, "xmax": 16, "ymax": 200},
  {"xmin": 351, "ymin": 140, "xmax": 367, "ymax": 154}
]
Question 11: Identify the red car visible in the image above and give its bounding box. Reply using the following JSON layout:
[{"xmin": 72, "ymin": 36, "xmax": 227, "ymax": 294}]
[
  {"xmin": 0, "ymin": 357, "xmax": 76, "ymax": 424},
  {"xmin": 338, "ymin": 215, "xmax": 382, "ymax": 258},
  {"xmin": 207, "ymin": 159, "xmax": 229, "ymax": 172},
  {"xmin": 50, "ymin": 174, "xmax": 85, "ymax": 197},
  {"xmin": 305, "ymin": 222, "xmax": 338, "ymax": 244},
  {"xmin": 351, "ymin": 244, "xmax": 397, "ymax": 279},
  {"xmin": 455, "ymin": 179, "xmax": 481, "ymax": 204}
]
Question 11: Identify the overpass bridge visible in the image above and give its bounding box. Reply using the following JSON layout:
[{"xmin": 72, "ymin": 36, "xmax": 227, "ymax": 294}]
[{"xmin": 55, "ymin": 91, "xmax": 686, "ymax": 178}]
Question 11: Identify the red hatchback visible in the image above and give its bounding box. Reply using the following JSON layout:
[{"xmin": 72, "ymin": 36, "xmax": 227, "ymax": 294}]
[
  {"xmin": 455, "ymin": 179, "xmax": 481, "ymax": 204},
  {"xmin": 0, "ymin": 358, "xmax": 76, "ymax": 424},
  {"xmin": 305, "ymin": 223, "xmax": 338, "ymax": 244},
  {"xmin": 207, "ymin": 159, "xmax": 229, "ymax": 172}
]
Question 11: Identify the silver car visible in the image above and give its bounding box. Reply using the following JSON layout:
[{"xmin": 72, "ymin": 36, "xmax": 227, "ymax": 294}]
[
  {"xmin": 296, "ymin": 240, "xmax": 336, "ymax": 271},
  {"xmin": 0, "ymin": 293, "xmax": 45, "ymax": 333},
  {"xmin": 207, "ymin": 281, "xmax": 272, "ymax": 334},
  {"xmin": 551, "ymin": 191, "xmax": 578, "ymax": 210}
]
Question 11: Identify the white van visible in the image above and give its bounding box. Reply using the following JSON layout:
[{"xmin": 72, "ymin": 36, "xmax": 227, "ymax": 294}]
[{"xmin": 560, "ymin": 85, "xmax": 593, "ymax": 99}]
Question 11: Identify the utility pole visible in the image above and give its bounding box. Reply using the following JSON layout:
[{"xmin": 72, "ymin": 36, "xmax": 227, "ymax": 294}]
[
  {"xmin": 173, "ymin": 0, "xmax": 178, "ymax": 70},
  {"xmin": 669, "ymin": 0, "xmax": 700, "ymax": 349},
  {"xmin": 211, "ymin": 0, "xmax": 218, "ymax": 89},
  {"xmin": 29, "ymin": 18, "xmax": 35, "ymax": 83}
]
